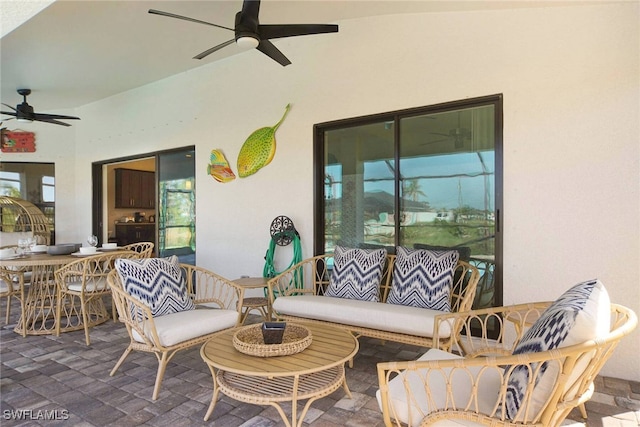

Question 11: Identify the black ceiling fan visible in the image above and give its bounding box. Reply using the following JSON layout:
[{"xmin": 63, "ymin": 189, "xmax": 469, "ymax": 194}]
[
  {"xmin": 423, "ymin": 112, "xmax": 471, "ymax": 149},
  {"xmin": 1, "ymin": 89, "xmax": 80, "ymax": 127},
  {"xmin": 149, "ymin": 0, "xmax": 339, "ymax": 66}
]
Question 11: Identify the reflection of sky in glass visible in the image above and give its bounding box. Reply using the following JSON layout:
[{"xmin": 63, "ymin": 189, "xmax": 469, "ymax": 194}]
[
  {"xmin": 42, "ymin": 176, "xmax": 55, "ymax": 202},
  {"xmin": 325, "ymin": 151, "xmax": 494, "ymax": 210}
]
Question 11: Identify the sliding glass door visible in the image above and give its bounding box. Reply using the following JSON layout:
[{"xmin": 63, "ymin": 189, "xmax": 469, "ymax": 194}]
[
  {"xmin": 157, "ymin": 149, "xmax": 195, "ymax": 264},
  {"xmin": 314, "ymin": 95, "xmax": 502, "ymax": 308}
]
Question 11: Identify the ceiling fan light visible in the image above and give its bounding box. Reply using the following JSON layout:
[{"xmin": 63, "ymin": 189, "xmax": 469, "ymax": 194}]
[
  {"xmin": 17, "ymin": 118, "xmax": 33, "ymax": 123},
  {"xmin": 236, "ymin": 36, "xmax": 259, "ymax": 50}
]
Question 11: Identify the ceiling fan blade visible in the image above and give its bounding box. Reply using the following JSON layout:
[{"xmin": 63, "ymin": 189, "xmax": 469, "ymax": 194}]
[
  {"xmin": 259, "ymin": 24, "xmax": 338, "ymax": 40},
  {"xmin": 193, "ymin": 38, "xmax": 236, "ymax": 60},
  {"xmin": 256, "ymin": 40, "xmax": 291, "ymax": 66},
  {"xmin": 32, "ymin": 112, "xmax": 80, "ymax": 121},
  {"xmin": 33, "ymin": 117, "xmax": 72, "ymax": 127},
  {"xmin": 2, "ymin": 103, "xmax": 17, "ymax": 112},
  {"xmin": 148, "ymin": 9, "xmax": 233, "ymax": 32},
  {"xmin": 421, "ymin": 138, "xmax": 449, "ymax": 145},
  {"xmin": 1, "ymin": 111, "xmax": 18, "ymax": 117}
]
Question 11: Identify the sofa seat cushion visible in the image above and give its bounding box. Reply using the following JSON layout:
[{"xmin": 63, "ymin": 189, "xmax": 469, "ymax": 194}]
[
  {"xmin": 387, "ymin": 247, "xmax": 459, "ymax": 311},
  {"xmin": 325, "ymin": 246, "xmax": 387, "ymax": 302},
  {"xmin": 376, "ymin": 349, "xmax": 502, "ymax": 427},
  {"xmin": 273, "ymin": 295, "xmax": 452, "ymax": 338},
  {"xmin": 68, "ymin": 276, "xmax": 108, "ymax": 292},
  {"xmin": 132, "ymin": 307, "xmax": 238, "ymax": 347}
]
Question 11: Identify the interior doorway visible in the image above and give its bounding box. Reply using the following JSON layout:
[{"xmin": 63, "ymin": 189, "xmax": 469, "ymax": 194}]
[{"xmin": 91, "ymin": 146, "xmax": 196, "ymax": 264}]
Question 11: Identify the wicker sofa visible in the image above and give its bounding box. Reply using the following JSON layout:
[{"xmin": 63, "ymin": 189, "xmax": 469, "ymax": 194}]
[{"xmin": 267, "ymin": 251, "xmax": 480, "ymax": 350}]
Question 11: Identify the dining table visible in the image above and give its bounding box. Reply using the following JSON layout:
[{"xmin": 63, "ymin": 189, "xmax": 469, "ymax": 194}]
[{"xmin": 0, "ymin": 251, "xmax": 84, "ymax": 336}]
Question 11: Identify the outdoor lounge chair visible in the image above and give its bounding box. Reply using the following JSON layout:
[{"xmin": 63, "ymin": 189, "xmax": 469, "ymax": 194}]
[
  {"xmin": 106, "ymin": 261, "xmax": 243, "ymax": 400},
  {"xmin": 377, "ymin": 279, "xmax": 637, "ymax": 426}
]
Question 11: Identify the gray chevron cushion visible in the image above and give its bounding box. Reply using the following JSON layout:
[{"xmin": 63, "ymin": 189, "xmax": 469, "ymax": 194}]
[
  {"xmin": 387, "ymin": 247, "xmax": 459, "ymax": 311},
  {"xmin": 325, "ymin": 246, "xmax": 387, "ymax": 302},
  {"xmin": 504, "ymin": 279, "xmax": 610, "ymax": 421},
  {"xmin": 115, "ymin": 256, "xmax": 195, "ymax": 317}
]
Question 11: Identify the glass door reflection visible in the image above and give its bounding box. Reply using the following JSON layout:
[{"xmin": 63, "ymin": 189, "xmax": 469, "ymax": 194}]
[{"xmin": 157, "ymin": 149, "xmax": 195, "ymax": 264}]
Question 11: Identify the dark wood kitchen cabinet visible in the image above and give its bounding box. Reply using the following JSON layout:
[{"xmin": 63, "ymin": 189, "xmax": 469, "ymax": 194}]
[
  {"xmin": 115, "ymin": 168, "xmax": 155, "ymax": 209},
  {"xmin": 115, "ymin": 223, "xmax": 155, "ymax": 247}
]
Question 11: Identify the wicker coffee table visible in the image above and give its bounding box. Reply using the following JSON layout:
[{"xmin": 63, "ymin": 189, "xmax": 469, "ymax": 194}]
[{"xmin": 200, "ymin": 323, "xmax": 358, "ymax": 427}]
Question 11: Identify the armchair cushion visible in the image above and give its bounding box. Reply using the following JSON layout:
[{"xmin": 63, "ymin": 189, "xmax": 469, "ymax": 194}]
[
  {"xmin": 376, "ymin": 349, "xmax": 502, "ymax": 427},
  {"xmin": 132, "ymin": 307, "xmax": 238, "ymax": 347},
  {"xmin": 505, "ymin": 279, "xmax": 610, "ymax": 420},
  {"xmin": 68, "ymin": 277, "xmax": 108, "ymax": 292},
  {"xmin": 115, "ymin": 256, "xmax": 195, "ymax": 317},
  {"xmin": 387, "ymin": 247, "xmax": 459, "ymax": 311},
  {"xmin": 325, "ymin": 246, "xmax": 387, "ymax": 302}
]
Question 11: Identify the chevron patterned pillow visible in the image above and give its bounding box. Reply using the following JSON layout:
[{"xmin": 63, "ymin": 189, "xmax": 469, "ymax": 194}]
[
  {"xmin": 504, "ymin": 279, "xmax": 610, "ymax": 421},
  {"xmin": 386, "ymin": 247, "xmax": 459, "ymax": 311},
  {"xmin": 115, "ymin": 256, "xmax": 195, "ymax": 317},
  {"xmin": 325, "ymin": 246, "xmax": 387, "ymax": 302}
]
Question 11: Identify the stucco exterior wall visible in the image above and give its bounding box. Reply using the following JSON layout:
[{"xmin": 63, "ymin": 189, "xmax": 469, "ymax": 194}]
[{"xmin": 16, "ymin": 3, "xmax": 638, "ymax": 380}]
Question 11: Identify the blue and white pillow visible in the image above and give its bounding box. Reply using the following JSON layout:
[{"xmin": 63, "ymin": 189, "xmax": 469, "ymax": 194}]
[
  {"xmin": 325, "ymin": 246, "xmax": 387, "ymax": 302},
  {"xmin": 115, "ymin": 256, "xmax": 195, "ymax": 317},
  {"xmin": 386, "ymin": 247, "xmax": 459, "ymax": 311},
  {"xmin": 504, "ymin": 279, "xmax": 610, "ymax": 421}
]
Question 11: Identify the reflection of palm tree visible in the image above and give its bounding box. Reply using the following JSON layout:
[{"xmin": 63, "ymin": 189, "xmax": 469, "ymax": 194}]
[
  {"xmin": 324, "ymin": 174, "xmax": 335, "ymax": 199},
  {"xmin": 403, "ymin": 179, "xmax": 427, "ymax": 202},
  {"xmin": 0, "ymin": 184, "xmax": 21, "ymax": 198}
]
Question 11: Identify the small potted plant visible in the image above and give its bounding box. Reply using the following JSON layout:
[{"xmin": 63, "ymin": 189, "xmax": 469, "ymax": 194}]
[{"xmin": 261, "ymin": 322, "xmax": 286, "ymax": 344}]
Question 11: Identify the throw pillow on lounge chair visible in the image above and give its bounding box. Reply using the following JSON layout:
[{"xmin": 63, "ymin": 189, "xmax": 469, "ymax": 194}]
[
  {"xmin": 504, "ymin": 278, "xmax": 610, "ymax": 421},
  {"xmin": 115, "ymin": 255, "xmax": 195, "ymax": 317}
]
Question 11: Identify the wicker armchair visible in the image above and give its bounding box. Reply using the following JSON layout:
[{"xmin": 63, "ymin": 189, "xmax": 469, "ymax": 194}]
[
  {"xmin": 0, "ymin": 264, "xmax": 28, "ymax": 334},
  {"xmin": 121, "ymin": 241, "xmax": 154, "ymax": 257},
  {"xmin": 106, "ymin": 264, "xmax": 244, "ymax": 400},
  {"xmin": 377, "ymin": 301, "xmax": 637, "ymax": 427},
  {"xmin": 54, "ymin": 250, "xmax": 141, "ymax": 345}
]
